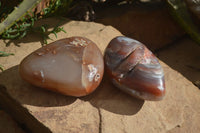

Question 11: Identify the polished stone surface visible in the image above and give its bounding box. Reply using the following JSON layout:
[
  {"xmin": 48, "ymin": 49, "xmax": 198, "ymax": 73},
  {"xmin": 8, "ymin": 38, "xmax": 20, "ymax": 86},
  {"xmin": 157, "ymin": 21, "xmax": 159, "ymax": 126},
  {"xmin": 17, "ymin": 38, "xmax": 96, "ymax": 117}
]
[
  {"xmin": 104, "ymin": 36, "xmax": 165, "ymax": 100},
  {"xmin": 0, "ymin": 18, "xmax": 200, "ymax": 133},
  {"xmin": 19, "ymin": 37, "xmax": 104, "ymax": 97}
]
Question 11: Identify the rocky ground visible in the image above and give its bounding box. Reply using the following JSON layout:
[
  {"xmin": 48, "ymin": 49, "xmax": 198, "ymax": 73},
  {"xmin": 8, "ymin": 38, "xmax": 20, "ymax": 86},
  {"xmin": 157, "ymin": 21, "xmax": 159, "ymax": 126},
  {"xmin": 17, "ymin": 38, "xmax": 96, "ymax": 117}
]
[{"xmin": 0, "ymin": 4, "xmax": 200, "ymax": 133}]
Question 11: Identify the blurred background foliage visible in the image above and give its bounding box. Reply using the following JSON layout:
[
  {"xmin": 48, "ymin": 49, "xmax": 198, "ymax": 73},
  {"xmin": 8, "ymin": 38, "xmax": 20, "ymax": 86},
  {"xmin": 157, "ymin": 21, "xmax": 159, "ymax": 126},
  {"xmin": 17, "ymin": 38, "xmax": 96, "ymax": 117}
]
[
  {"xmin": 0, "ymin": 0, "xmax": 200, "ymax": 71},
  {"xmin": 0, "ymin": 0, "xmax": 200, "ymax": 44}
]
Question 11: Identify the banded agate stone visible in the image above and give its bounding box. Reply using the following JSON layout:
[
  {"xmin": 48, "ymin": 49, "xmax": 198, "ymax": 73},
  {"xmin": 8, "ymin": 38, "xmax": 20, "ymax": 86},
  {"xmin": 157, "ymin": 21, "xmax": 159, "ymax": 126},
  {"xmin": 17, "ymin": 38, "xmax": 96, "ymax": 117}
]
[{"xmin": 104, "ymin": 36, "xmax": 165, "ymax": 100}]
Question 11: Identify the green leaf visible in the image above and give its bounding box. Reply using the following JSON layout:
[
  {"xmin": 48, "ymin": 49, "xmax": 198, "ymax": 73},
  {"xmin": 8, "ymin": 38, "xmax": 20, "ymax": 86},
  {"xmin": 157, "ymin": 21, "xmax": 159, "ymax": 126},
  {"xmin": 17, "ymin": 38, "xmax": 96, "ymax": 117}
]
[
  {"xmin": 166, "ymin": 0, "xmax": 200, "ymax": 45},
  {"xmin": 0, "ymin": 51, "xmax": 14, "ymax": 57},
  {"xmin": 52, "ymin": 31, "xmax": 57, "ymax": 38},
  {"xmin": 41, "ymin": 26, "xmax": 46, "ymax": 33}
]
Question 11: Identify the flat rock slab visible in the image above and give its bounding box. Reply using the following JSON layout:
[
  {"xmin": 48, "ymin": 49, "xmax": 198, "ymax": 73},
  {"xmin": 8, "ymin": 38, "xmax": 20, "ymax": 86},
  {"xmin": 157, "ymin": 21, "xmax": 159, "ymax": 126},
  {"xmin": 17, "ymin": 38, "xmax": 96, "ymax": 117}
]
[{"xmin": 0, "ymin": 18, "xmax": 200, "ymax": 133}]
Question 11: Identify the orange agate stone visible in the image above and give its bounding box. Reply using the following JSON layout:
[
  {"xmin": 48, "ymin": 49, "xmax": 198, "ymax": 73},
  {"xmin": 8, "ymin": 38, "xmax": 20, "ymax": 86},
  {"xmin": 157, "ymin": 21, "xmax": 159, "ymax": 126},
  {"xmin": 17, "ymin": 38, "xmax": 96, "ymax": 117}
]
[{"xmin": 19, "ymin": 37, "xmax": 104, "ymax": 97}]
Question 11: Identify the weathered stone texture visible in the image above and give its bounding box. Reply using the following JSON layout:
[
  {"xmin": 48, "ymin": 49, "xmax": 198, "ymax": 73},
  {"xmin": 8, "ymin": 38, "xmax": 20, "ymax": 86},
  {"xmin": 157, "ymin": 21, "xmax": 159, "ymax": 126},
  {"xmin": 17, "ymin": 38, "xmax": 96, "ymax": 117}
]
[{"xmin": 0, "ymin": 18, "xmax": 199, "ymax": 133}]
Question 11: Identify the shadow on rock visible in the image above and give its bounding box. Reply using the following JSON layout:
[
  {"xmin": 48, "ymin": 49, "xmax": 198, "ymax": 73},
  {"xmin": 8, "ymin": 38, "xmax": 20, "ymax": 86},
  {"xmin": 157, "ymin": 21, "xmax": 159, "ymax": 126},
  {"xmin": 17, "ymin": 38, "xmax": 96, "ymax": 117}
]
[
  {"xmin": 3, "ymin": 17, "xmax": 71, "ymax": 47},
  {"xmin": 157, "ymin": 38, "xmax": 200, "ymax": 88},
  {"xmin": 0, "ymin": 65, "xmax": 77, "ymax": 107},
  {"xmin": 0, "ymin": 65, "xmax": 144, "ymax": 115},
  {"xmin": 82, "ymin": 73, "xmax": 144, "ymax": 115}
]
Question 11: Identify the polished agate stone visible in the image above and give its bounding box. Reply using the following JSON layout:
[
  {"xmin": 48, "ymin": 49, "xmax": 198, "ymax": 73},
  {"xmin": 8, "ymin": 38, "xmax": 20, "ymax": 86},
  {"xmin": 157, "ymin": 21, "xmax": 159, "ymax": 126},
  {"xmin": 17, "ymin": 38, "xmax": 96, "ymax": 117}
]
[
  {"xmin": 19, "ymin": 37, "xmax": 104, "ymax": 97},
  {"xmin": 104, "ymin": 36, "xmax": 165, "ymax": 100}
]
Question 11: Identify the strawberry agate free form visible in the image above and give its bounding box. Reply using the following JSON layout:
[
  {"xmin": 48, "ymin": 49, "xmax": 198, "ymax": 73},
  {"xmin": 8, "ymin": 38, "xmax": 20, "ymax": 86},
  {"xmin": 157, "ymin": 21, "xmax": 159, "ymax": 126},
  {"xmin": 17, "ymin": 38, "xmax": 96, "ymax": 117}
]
[
  {"xmin": 104, "ymin": 36, "xmax": 165, "ymax": 101},
  {"xmin": 19, "ymin": 37, "xmax": 104, "ymax": 97}
]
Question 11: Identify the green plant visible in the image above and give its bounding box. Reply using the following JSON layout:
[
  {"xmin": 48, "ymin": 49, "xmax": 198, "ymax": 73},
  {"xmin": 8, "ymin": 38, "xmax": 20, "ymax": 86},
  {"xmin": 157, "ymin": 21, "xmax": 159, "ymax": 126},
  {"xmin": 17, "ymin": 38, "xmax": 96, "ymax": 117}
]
[
  {"xmin": 0, "ymin": 0, "xmax": 41, "ymax": 35},
  {"xmin": 31, "ymin": 23, "xmax": 66, "ymax": 45},
  {"xmin": 0, "ymin": 0, "xmax": 72, "ymax": 41},
  {"xmin": 166, "ymin": 0, "xmax": 200, "ymax": 45},
  {"xmin": 0, "ymin": 0, "xmax": 73, "ymax": 71},
  {"xmin": 0, "ymin": 51, "xmax": 14, "ymax": 71},
  {"xmin": 0, "ymin": 51, "xmax": 14, "ymax": 57}
]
